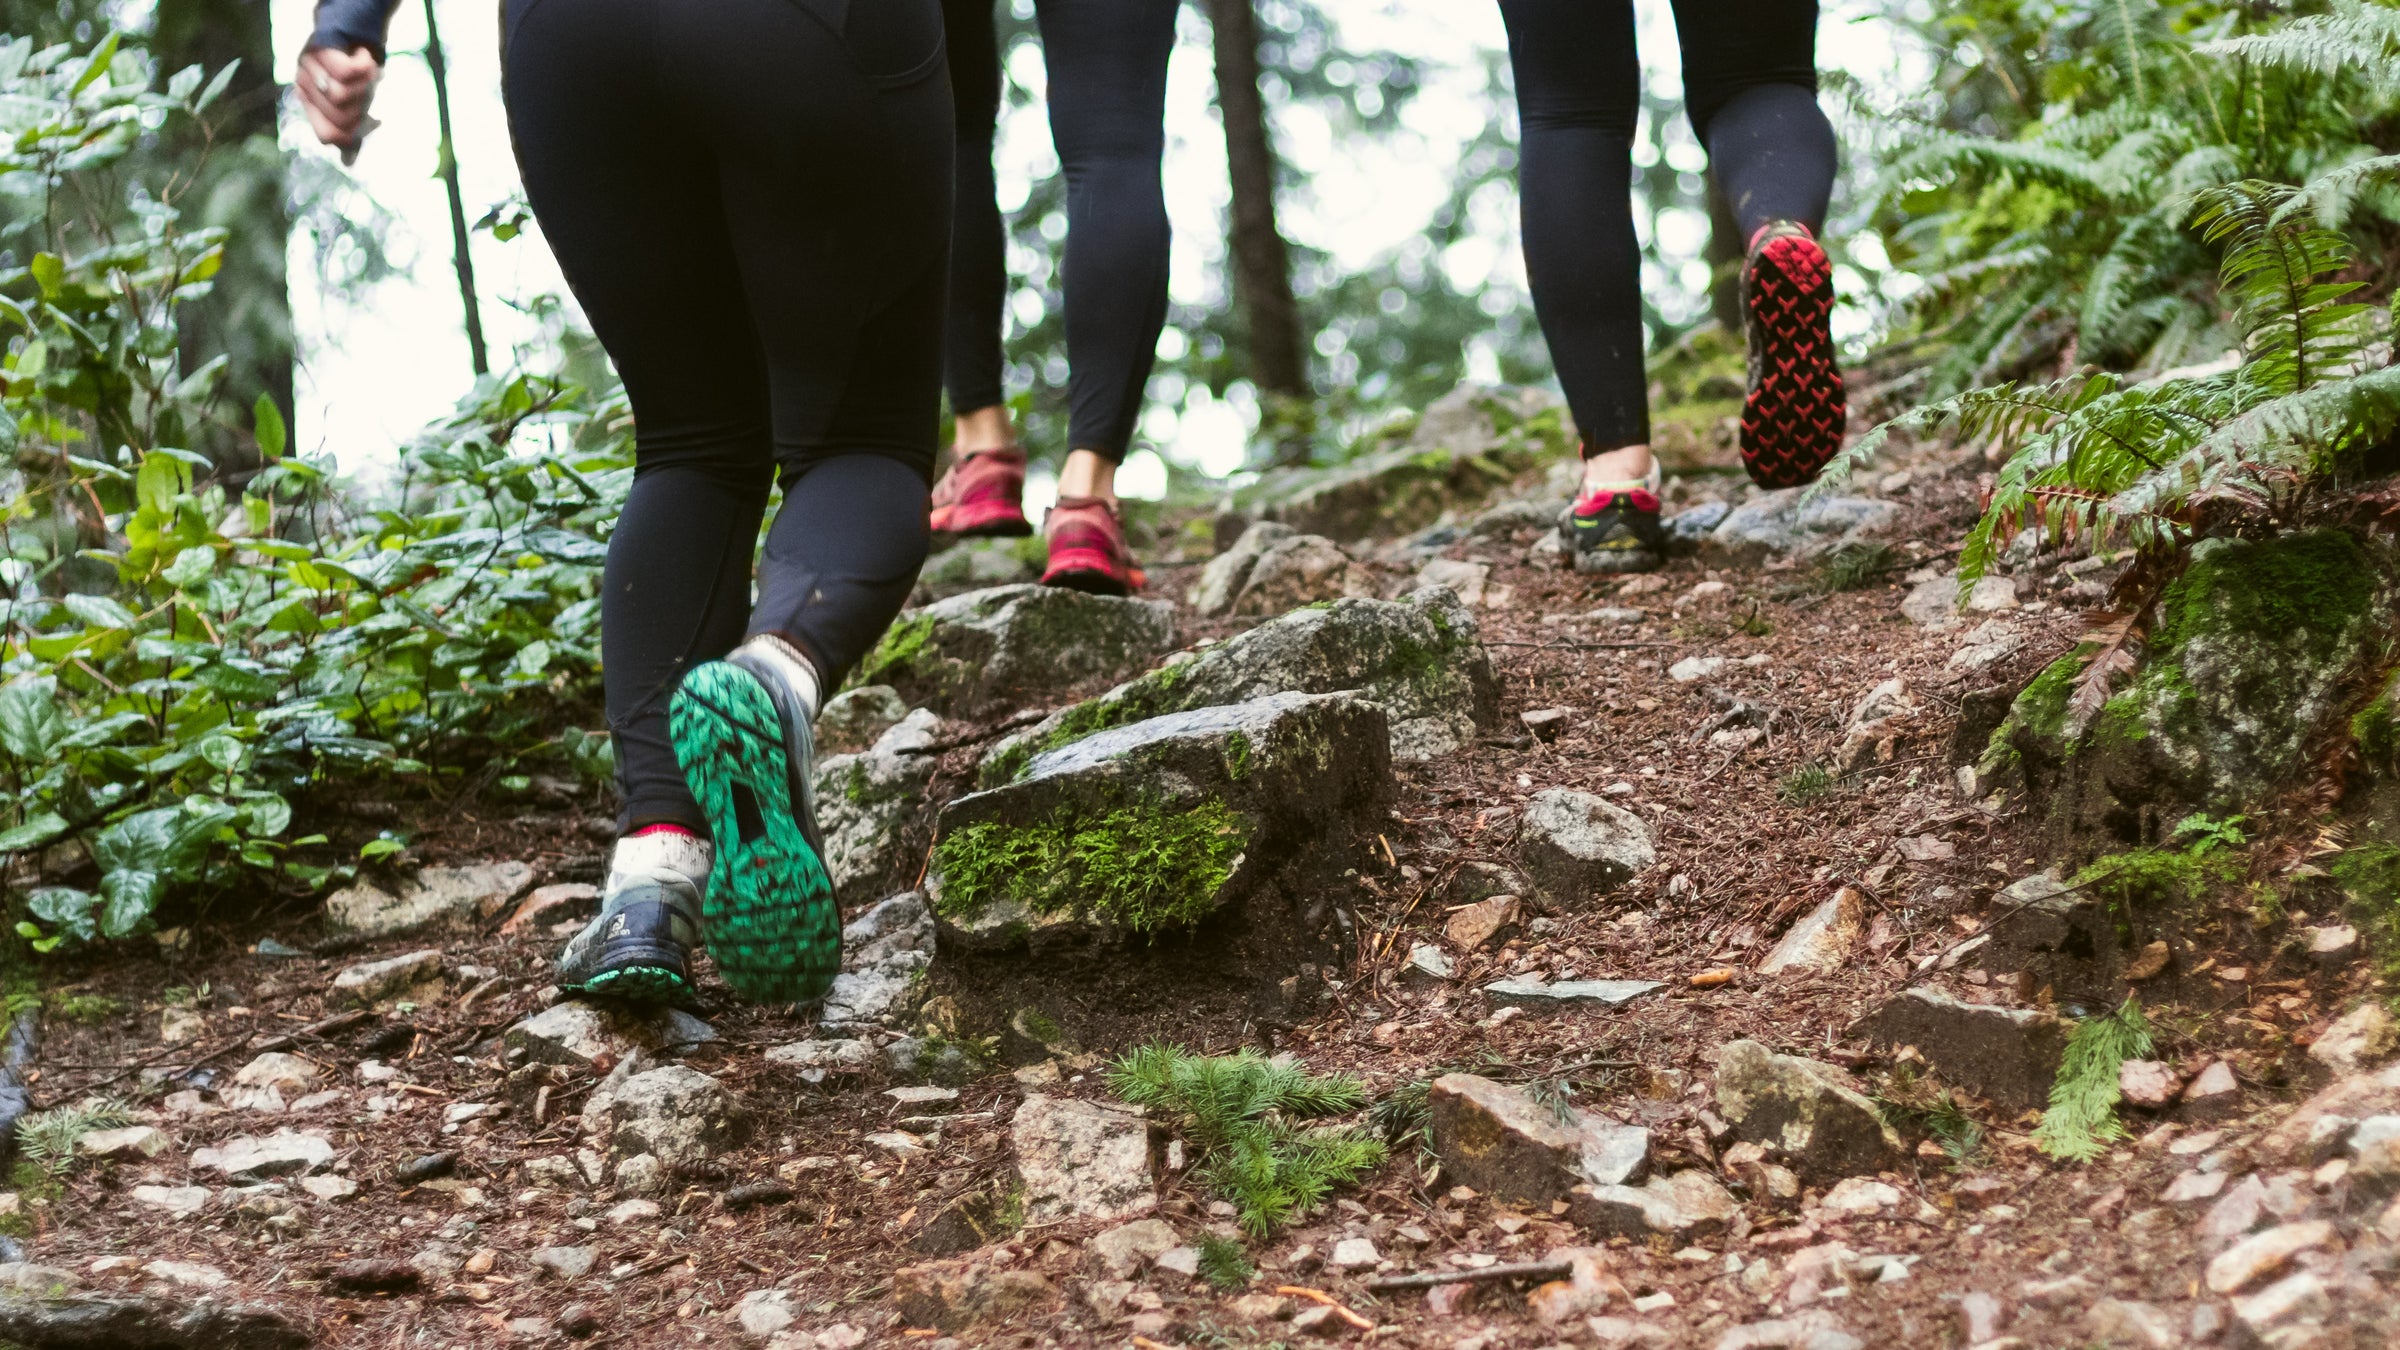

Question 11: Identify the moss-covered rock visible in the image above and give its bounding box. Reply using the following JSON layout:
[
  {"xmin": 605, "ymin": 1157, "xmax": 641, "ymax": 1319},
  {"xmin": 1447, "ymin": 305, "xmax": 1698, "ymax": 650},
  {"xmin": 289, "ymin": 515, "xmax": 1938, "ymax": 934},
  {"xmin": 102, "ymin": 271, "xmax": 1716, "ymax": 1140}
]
[
  {"xmin": 854, "ymin": 584, "xmax": 1177, "ymax": 719},
  {"xmin": 979, "ymin": 587, "xmax": 1497, "ymax": 784},
  {"xmin": 811, "ymin": 709, "xmax": 941, "ymax": 907},
  {"xmin": 1237, "ymin": 384, "xmax": 1569, "ymax": 542},
  {"xmin": 1992, "ymin": 530, "xmax": 2386, "ymax": 846},
  {"xmin": 928, "ymin": 691, "xmax": 1394, "ymax": 950}
]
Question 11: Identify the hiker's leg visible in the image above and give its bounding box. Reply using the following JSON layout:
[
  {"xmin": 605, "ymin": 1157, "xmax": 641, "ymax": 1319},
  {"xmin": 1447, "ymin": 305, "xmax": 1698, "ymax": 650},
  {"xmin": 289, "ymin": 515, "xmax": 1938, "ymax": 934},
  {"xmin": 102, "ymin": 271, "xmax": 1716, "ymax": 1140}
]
[
  {"xmin": 1671, "ymin": 0, "xmax": 1835, "ymax": 241},
  {"xmin": 942, "ymin": 0, "xmax": 1009, "ymax": 426},
  {"xmin": 1497, "ymin": 0, "xmax": 1666, "ymax": 573},
  {"xmin": 1031, "ymin": 0, "xmax": 1179, "ymax": 462},
  {"xmin": 505, "ymin": 0, "xmax": 794, "ymax": 1002},
  {"xmin": 1671, "ymin": 0, "xmax": 1846, "ymax": 488},
  {"xmin": 1022, "ymin": 0, "xmax": 1176, "ymax": 595},
  {"xmin": 503, "ymin": 0, "xmax": 774, "ymax": 839},
  {"xmin": 658, "ymin": 0, "xmax": 952, "ymax": 1002}
]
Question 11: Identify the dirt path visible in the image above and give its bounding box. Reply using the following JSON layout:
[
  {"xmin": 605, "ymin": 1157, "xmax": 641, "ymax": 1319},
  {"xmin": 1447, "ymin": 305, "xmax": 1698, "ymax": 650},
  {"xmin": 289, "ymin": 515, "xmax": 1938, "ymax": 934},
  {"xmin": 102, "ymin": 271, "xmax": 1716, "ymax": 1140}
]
[{"xmin": 19, "ymin": 432, "xmax": 2399, "ymax": 1350}]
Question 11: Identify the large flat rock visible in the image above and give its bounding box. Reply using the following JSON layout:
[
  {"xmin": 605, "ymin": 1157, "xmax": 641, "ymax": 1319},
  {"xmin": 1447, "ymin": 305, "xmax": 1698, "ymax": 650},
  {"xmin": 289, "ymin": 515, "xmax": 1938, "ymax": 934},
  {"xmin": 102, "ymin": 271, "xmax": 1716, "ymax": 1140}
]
[
  {"xmin": 931, "ymin": 691, "xmax": 1393, "ymax": 950},
  {"xmin": 1849, "ymin": 989, "xmax": 2068, "ymax": 1111},
  {"xmin": 325, "ymin": 862, "xmax": 533, "ymax": 938},
  {"xmin": 854, "ymin": 584, "xmax": 1176, "ymax": 719},
  {"xmin": 982, "ymin": 588, "xmax": 1497, "ymax": 777}
]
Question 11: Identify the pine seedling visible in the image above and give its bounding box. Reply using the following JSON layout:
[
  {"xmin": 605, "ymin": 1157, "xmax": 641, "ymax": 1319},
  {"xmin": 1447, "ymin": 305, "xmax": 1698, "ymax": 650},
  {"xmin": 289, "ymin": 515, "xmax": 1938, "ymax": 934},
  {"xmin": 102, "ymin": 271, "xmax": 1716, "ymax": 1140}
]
[
  {"xmin": 1194, "ymin": 1233, "xmax": 1256, "ymax": 1290},
  {"xmin": 2034, "ymin": 998, "xmax": 2154, "ymax": 1161},
  {"xmin": 1110, "ymin": 1044, "xmax": 1386, "ymax": 1237},
  {"xmin": 14, "ymin": 1098, "xmax": 132, "ymax": 1179}
]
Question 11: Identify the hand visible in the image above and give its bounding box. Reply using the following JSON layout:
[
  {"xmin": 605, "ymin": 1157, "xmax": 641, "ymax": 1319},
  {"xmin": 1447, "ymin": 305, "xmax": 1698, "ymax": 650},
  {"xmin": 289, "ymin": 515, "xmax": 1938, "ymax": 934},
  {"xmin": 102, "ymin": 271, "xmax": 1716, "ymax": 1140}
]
[{"xmin": 296, "ymin": 45, "xmax": 382, "ymax": 152}]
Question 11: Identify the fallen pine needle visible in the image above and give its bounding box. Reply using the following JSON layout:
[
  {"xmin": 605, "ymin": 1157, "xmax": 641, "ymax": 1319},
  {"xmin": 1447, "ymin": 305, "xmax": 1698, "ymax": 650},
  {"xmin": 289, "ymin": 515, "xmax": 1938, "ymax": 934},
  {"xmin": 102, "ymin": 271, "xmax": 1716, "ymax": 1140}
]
[
  {"xmin": 1276, "ymin": 1286, "xmax": 1376, "ymax": 1330},
  {"xmin": 1132, "ymin": 1338, "xmax": 1174, "ymax": 1350}
]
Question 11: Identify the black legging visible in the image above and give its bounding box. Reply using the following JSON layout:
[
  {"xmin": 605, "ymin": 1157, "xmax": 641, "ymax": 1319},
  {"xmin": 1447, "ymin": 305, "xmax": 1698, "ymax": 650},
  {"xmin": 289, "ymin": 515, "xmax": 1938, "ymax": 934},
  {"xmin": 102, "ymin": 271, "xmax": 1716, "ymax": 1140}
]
[
  {"xmin": 503, "ymin": 0, "xmax": 952, "ymax": 833},
  {"xmin": 1499, "ymin": 0, "xmax": 1837, "ymax": 454},
  {"xmin": 942, "ymin": 0, "xmax": 1007, "ymax": 418},
  {"xmin": 940, "ymin": 0, "xmax": 1176, "ymax": 460}
]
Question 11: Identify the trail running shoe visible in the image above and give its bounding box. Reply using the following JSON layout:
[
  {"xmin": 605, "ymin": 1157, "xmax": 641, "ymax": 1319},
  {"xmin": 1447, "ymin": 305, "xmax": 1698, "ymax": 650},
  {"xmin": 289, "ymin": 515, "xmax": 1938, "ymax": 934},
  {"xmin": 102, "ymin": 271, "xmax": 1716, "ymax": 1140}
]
[
  {"xmin": 1560, "ymin": 463, "xmax": 1665, "ymax": 575},
  {"xmin": 668, "ymin": 653, "xmax": 840, "ymax": 1004},
  {"xmin": 929, "ymin": 446, "xmax": 1032, "ymax": 538},
  {"xmin": 1041, "ymin": 495, "xmax": 1146, "ymax": 596},
  {"xmin": 554, "ymin": 869, "xmax": 706, "ymax": 1007},
  {"xmin": 1739, "ymin": 221, "xmax": 1848, "ymax": 488}
]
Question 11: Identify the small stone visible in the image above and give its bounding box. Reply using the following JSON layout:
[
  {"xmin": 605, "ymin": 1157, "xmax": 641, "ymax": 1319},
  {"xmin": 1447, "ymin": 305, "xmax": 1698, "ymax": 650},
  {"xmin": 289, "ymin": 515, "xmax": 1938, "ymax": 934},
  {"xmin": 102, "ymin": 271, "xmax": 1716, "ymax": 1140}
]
[
  {"xmin": 885, "ymin": 1085, "xmax": 959, "ymax": 1107},
  {"xmin": 1714, "ymin": 1041, "xmax": 1903, "ymax": 1180},
  {"xmin": 2229, "ymin": 1271, "xmax": 2330, "ymax": 1338},
  {"xmin": 891, "ymin": 1258, "xmax": 1058, "ymax": 1332},
  {"xmin": 1567, "ymin": 1170, "xmax": 1738, "ymax": 1239},
  {"xmin": 584, "ymin": 1065, "xmax": 742, "ymax": 1168},
  {"xmin": 557, "ymin": 1303, "xmax": 602, "ymax": 1338},
  {"xmin": 2123, "ymin": 940, "xmax": 2171, "ymax": 981},
  {"xmin": 866, "ymin": 1131, "xmax": 929, "ymax": 1157},
  {"xmin": 140, "ymin": 1260, "xmax": 230, "ymax": 1290},
  {"xmin": 1516, "ymin": 788, "xmax": 1655, "ymax": 905},
  {"xmin": 2197, "ymin": 1173, "xmax": 2268, "ymax": 1242},
  {"xmin": 1818, "ymin": 1177, "xmax": 1900, "ymax": 1215},
  {"xmin": 1403, "ymin": 944, "xmax": 1455, "ymax": 984},
  {"xmin": 531, "ymin": 1246, "xmax": 596, "ymax": 1281},
  {"xmin": 1956, "ymin": 1291, "xmax": 2005, "ymax": 1343},
  {"xmin": 1289, "ymin": 1304, "xmax": 1356, "ymax": 1339},
  {"xmin": 1759, "ymin": 889, "xmax": 1864, "ymax": 977},
  {"xmin": 1011, "ymin": 1094, "xmax": 1155, "ymax": 1224},
  {"xmin": 499, "ymin": 882, "xmax": 601, "ymax": 935},
  {"xmin": 2182, "ymin": 1060, "xmax": 2240, "ymax": 1112},
  {"xmin": 735, "ymin": 1288, "xmax": 798, "ymax": 1339},
  {"xmin": 2305, "ymin": 924, "xmax": 2358, "ymax": 965},
  {"xmin": 330, "ymin": 949, "xmax": 446, "ymax": 1007},
  {"xmin": 817, "ymin": 685, "xmax": 911, "ymax": 755},
  {"xmin": 1425, "ymin": 1283, "xmax": 1479, "ymax": 1316},
  {"xmin": 2203, "ymin": 1219, "xmax": 2336, "ymax": 1294},
  {"xmin": 1089, "ymin": 1218, "xmax": 1180, "ymax": 1277},
  {"xmin": 1521, "ymin": 707, "xmax": 1571, "ymax": 740},
  {"xmin": 159, "ymin": 1005, "xmax": 205, "ymax": 1045},
  {"xmin": 2084, "ymin": 1299, "xmax": 2176, "ymax": 1349},
  {"xmin": 130, "ymin": 1184, "xmax": 212, "ymax": 1217},
  {"xmin": 1712, "ymin": 1317, "xmax": 1865, "ymax": 1350},
  {"xmin": 605, "ymin": 1198, "xmax": 660, "ymax": 1225},
  {"xmin": 302, "ymin": 1175, "xmax": 360, "ymax": 1202},
  {"xmin": 1328, "ymin": 1237, "xmax": 1379, "ymax": 1269},
  {"xmin": 76, "ymin": 1125, "xmax": 170, "ymax": 1160},
  {"xmin": 2118, "ymin": 1060, "xmax": 2180, "ymax": 1109},
  {"xmin": 326, "ymin": 861, "xmax": 533, "ymax": 937},
  {"xmin": 763, "ymin": 1037, "xmax": 876, "ymax": 1077},
  {"xmin": 190, "ymin": 1129, "xmax": 334, "ymax": 1178},
  {"xmin": 505, "ymin": 1000, "xmax": 717, "ymax": 1069},
  {"xmin": 396, "ymin": 1151, "xmax": 459, "ymax": 1184},
  {"xmin": 2309, "ymin": 1003, "xmax": 2396, "ymax": 1074},
  {"xmin": 1964, "ymin": 575, "xmax": 2017, "ymax": 612},
  {"xmin": 328, "ymin": 1258, "xmax": 422, "ymax": 1295},
  {"xmin": 1669, "ymin": 656, "xmax": 1727, "ymax": 683},
  {"xmin": 1153, "ymin": 1246, "xmax": 1201, "ymax": 1280},
  {"xmin": 1484, "ymin": 977, "xmax": 1664, "ymax": 1009},
  {"xmin": 1444, "ymin": 895, "xmax": 1521, "ymax": 950},
  {"xmin": 2162, "ymin": 1170, "xmax": 2228, "ymax": 1204},
  {"xmin": 1417, "ymin": 558, "xmax": 1490, "ymax": 606},
  {"xmin": 233, "ymin": 1051, "xmax": 320, "ymax": 1095}
]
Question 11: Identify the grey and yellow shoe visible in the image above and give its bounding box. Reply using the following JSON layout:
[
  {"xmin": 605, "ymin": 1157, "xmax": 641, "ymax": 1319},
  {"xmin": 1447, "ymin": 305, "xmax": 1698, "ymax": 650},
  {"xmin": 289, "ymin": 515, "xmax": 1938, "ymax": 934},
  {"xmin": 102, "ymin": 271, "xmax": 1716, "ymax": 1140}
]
[
  {"xmin": 554, "ymin": 869, "xmax": 706, "ymax": 1007},
  {"xmin": 1560, "ymin": 461, "xmax": 1666, "ymax": 575}
]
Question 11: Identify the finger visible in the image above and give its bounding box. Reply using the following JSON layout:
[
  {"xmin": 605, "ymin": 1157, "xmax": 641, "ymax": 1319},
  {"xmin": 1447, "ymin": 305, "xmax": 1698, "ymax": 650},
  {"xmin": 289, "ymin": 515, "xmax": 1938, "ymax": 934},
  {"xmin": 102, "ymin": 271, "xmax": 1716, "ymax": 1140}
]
[
  {"xmin": 316, "ymin": 45, "xmax": 383, "ymax": 81},
  {"xmin": 295, "ymin": 84, "xmax": 356, "ymax": 147}
]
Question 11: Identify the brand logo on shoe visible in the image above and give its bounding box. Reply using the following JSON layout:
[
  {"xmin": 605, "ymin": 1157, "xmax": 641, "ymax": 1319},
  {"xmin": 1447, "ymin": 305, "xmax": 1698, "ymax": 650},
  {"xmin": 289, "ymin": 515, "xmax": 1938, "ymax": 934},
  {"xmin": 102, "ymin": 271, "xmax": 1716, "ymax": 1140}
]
[{"xmin": 605, "ymin": 915, "xmax": 628, "ymax": 941}]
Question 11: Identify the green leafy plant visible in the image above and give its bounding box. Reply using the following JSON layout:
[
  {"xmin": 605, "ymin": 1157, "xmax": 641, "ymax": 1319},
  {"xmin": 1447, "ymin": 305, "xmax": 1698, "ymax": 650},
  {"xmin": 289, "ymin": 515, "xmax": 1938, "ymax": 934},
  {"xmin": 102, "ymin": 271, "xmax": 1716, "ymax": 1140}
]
[
  {"xmin": 1110, "ymin": 1044, "xmax": 1386, "ymax": 1237},
  {"xmin": 0, "ymin": 34, "xmax": 633, "ymax": 947},
  {"xmin": 1814, "ymin": 541, "xmax": 1901, "ymax": 593},
  {"xmin": 2034, "ymin": 997, "xmax": 2155, "ymax": 1161}
]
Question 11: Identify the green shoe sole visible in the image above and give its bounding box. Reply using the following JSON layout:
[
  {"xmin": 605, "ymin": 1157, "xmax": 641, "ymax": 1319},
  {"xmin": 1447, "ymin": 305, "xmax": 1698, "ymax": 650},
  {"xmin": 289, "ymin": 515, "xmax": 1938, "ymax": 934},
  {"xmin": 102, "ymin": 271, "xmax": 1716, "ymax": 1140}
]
[
  {"xmin": 565, "ymin": 964, "xmax": 695, "ymax": 1006},
  {"xmin": 669, "ymin": 663, "xmax": 841, "ymax": 1004}
]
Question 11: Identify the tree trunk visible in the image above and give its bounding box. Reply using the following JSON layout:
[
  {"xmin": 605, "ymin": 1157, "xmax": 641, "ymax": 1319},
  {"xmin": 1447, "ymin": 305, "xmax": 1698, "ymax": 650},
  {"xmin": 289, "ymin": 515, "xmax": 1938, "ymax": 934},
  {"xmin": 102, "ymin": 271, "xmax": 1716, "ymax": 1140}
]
[
  {"xmin": 151, "ymin": 0, "xmax": 293, "ymax": 474},
  {"xmin": 1203, "ymin": 0, "xmax": 1309, "ymax": 417}
]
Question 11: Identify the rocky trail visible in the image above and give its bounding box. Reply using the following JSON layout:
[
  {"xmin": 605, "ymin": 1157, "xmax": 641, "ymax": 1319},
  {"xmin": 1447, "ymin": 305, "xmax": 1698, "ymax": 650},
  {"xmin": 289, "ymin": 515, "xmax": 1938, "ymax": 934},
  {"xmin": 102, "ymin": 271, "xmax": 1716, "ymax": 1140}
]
[{"xmin": 8, "ymin": 390, "xmax": 2399, "ymax": 1350}]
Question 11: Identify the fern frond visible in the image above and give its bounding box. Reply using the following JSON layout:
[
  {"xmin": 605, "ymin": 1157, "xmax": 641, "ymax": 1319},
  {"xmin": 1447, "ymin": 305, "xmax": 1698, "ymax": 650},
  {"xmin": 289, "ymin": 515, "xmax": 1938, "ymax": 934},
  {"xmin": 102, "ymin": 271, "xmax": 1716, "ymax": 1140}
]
[
  {"xmin": 1886, "ymin": 135, "xmax": 2126, "ymax": 204},
  {"xmin": 2290, "ymin": 154, "xmax": 2400, "ymax": 230},
  {"xmin": 2034, "ymin": 999, "xmax": 2154, "ymax": 1162},
  {"xmin": 2198, "ymin": 0, "xmax": 2400, "ymax": 94},
  {"xmin": 2194, "ymin": 180, "xmax": 2371, "ymax": 394}
]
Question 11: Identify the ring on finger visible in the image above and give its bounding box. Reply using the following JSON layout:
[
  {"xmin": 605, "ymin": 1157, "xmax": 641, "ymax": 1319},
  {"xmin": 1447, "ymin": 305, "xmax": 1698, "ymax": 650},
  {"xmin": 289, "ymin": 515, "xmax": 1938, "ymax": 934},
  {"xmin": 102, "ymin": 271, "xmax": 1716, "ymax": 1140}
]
[{"xmin": 314, "ymin": 71, "xmax": 336, "ymax": 95}]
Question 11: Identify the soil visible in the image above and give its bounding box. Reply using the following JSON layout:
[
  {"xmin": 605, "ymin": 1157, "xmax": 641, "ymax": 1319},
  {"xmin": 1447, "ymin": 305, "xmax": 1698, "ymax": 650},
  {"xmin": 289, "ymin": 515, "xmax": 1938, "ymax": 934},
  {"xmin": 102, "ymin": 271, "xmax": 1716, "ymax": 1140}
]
[{"xmin": 17, "ymin": 435, "xmax": 2397, "ymax": 1349}]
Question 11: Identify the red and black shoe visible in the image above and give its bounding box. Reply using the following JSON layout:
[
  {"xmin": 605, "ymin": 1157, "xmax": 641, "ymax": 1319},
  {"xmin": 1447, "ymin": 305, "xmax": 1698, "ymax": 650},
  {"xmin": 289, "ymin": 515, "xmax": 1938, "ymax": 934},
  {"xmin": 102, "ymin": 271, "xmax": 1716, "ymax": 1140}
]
[
  {"xmin": 1041, "ymin": 496, "xmax": 1146, "ymax": 596},
  {"xmin": 1739, "ymin": 222, "xmax": 1848, "ymax": 488},
  {"xmin": 929, "ymin": 447, "xmax": 1033, "ymax": 538},
  {"xmin": 1559, "ymin": 464, "xmax": 1665, "ymax": 575}
]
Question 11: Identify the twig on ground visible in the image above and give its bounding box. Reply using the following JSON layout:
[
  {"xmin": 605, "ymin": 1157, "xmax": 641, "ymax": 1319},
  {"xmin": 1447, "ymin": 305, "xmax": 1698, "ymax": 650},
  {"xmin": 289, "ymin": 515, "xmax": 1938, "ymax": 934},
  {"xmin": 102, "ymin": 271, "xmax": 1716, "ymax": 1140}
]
[
  {"xmin": 1276, "ymin": 1286, "xmax": 1377, "ymax": 1330},
  {"xmin": 1364, "ymin": 1259, "xmax": 1574, "ymax": 1291},
  {"xmin": 1485, "ymin": 639, "xmax": 1673, "ymax": 651}
]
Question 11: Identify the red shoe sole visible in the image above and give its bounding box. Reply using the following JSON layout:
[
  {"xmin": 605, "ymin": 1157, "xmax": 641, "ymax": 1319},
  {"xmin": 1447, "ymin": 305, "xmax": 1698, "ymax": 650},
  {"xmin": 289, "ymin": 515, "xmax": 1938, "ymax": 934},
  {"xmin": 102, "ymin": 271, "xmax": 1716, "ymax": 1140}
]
[
  {"xmin": 1041, "ymin": 547, "xmax": 1142, "ymax": 596},
  {"xmin": 1740, "ymin": 235, "xmax": 1847, "ymax": 489},
  {"xmin": 929, "ymin": 498, "xmax": 1033, "ymax": 538}
]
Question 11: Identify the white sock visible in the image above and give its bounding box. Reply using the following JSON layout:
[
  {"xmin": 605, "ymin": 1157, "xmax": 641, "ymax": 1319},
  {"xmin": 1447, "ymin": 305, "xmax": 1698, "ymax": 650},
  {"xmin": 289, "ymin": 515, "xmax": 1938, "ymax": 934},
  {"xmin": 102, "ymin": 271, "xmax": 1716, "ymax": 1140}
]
[
  {"xmin": 609, "ymin": 828, "xmax": 712, "ymax": 895},
  {"xmin": 738, "ymin": 633, "xmax": 822, "ymax": 720}
]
